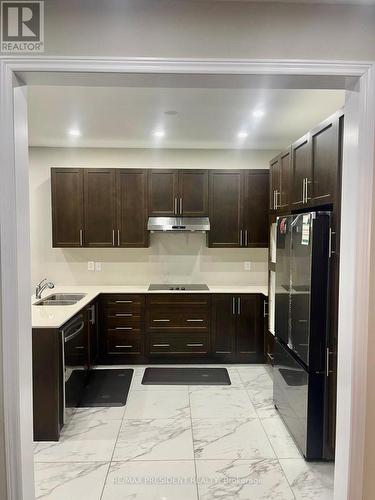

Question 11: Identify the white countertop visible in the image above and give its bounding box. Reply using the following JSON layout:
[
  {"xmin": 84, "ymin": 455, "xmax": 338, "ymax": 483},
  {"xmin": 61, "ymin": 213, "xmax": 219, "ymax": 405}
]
[{"xmin": 32, "ymin": 284, "xmax": 268, "ymax": 329}]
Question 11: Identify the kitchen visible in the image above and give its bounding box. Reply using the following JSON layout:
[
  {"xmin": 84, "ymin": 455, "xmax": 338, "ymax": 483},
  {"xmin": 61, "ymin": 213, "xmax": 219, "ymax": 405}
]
[{"xmin": 29, "ymin": 82, "xmax": 344, "ymax": 499}]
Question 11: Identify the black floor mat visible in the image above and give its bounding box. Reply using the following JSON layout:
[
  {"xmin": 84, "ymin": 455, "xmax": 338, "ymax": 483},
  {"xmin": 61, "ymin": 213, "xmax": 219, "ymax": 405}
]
[
  {"xmin": 141, "ymin": 367, "xmax": 231, "ymax": 385},
  {"xmin": 67, "ymin": 369, "xmax": 133, "ymax": 407}
]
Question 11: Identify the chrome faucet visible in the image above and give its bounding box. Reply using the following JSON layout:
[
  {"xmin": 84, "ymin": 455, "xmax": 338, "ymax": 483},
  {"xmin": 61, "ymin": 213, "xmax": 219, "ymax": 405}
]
[{"xmin": 35, "ymin": 278, "xmax": 55, "ymax": 299}]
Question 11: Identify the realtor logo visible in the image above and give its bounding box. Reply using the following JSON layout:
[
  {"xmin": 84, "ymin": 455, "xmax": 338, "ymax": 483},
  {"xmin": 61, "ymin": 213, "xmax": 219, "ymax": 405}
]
[{"xmin": 1, "ymin": 1, "xmax": 44, "ymax": 52}]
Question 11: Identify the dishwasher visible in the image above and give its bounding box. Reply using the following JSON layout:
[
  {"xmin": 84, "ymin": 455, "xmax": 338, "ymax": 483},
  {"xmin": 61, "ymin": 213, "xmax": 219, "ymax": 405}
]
[{"xmin": 62, "ymin": 312, "xmax": 89, "ymax": 422}]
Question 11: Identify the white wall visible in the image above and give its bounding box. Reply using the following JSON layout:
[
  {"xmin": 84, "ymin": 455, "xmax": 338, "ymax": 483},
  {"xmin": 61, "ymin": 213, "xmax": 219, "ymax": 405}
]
[
  {"xmin": 29, "ymin": 147, "xmax": 275, "ymax": 289},
  {"xmin": 41, "ymin": 0, "xmax": 375, "ymax": 61}
]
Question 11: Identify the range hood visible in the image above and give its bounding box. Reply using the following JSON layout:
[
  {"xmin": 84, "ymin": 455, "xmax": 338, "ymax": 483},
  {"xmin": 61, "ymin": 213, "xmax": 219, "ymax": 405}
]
[{"xmin": 147, "ymin": 217, "xmax": 210, "ymax": 232}]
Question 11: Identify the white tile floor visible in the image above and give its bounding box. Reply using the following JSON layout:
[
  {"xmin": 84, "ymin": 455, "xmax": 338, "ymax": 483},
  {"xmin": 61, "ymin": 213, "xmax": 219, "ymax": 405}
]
[{"xmin": 34, "ymin": 364, "xmax": 334, "ymax": 500}]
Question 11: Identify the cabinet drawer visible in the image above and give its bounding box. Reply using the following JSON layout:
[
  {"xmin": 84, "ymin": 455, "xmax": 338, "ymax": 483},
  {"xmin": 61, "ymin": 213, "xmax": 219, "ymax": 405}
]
[
  {"xmin": 106, "ymin": 314, "xmax": 142, "ymax": 328},
  {"xmin": 105, "ymin": 326, "xmax": 142, "ymax": 335},
  {"xmin": 106, "ymin": 333, "xmax": 144, "ymax": 354},
  {"xmin": 148, "ymin": 309, "xmax": 208, "ymax": 331},
  {"xmin": 147, "ymin": 294, "xmax": 209, "ymax": 306},
  {"xmin": 102, "ymin": 294, "xmax": 144, "ymax": 311},
  {"xmin": 148, "ymin": 335, "xmax": 208, "ymax": 355}
]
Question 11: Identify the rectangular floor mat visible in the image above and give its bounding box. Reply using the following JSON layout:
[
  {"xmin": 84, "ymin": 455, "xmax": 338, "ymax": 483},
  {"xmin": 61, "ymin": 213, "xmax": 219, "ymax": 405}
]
[{"xmin": 141, "ymin": 367, "xmax": 231, "ymax": 385}]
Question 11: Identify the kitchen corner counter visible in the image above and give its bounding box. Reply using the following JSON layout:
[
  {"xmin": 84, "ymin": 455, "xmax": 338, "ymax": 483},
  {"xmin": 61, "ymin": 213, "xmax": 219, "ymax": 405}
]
[{"xmin": 32, "ymin": 284, "xmax": 268, "ymax": 329}]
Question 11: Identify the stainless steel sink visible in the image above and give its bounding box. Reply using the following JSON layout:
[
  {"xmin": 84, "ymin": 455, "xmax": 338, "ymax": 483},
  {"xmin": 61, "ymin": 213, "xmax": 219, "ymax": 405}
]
[{"xmin": 34, "ymin": 293, "xmax": 86, "ymax": 306}]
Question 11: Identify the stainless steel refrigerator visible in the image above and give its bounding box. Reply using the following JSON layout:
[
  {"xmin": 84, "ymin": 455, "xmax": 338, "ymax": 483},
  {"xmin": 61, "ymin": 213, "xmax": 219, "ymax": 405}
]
[{"xmin": 274, "ymin": 211, "xmax": 332, "ymax": 460}]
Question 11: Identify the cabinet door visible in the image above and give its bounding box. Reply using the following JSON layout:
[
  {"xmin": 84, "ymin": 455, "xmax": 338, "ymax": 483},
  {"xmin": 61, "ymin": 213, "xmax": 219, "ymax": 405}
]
[
  {"xmin": 51, "ymin": 168, "xmax": 84, "ymax": 247},
  {"xmin": 179, "ymin": 170, "xmax": 208, "ymax": 216},
  {"xmin": 84, "ymin": 169, "xmax": 117, "ymax": 247},
  {"xmin": 211, "ymin": 295, "xmax": 236, "ymax": 359},
  {"xmin": 236, "ymin": 295, "xmax": 264, "ymax": 362},
  {"xmin": 117, "ymin": 169, "xmax": 148, "ymax": 247},
  {"xmin": 148, "ymin": 170, "xmax": 179, "ymax": 216},
  {"xmin": 244, "ymin": 170, "xmax": 269, "ymax": 247},
  {"xmin": 279, "ymin": 149, "xmax": 291, "ymax": 209},
  {"xmin": 311, "ymin": 116, "xmax": 340, "ymax": 205},
  {"xmin": 269, "ymin": 156, "xmax": 281, "ymax": 210},
  {"xmin": 208, "ymin": 170, "xmax": 243, "ymax": 247},
  {"xmin": 291, "ymin": 134, "xmax": 312, "ymax": 208}
]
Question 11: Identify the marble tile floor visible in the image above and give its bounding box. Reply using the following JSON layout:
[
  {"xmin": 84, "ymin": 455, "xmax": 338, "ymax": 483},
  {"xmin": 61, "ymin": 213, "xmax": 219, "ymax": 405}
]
[{"xmin": 34, "ymin": 364, "xmax": 334, "ymax": 500}]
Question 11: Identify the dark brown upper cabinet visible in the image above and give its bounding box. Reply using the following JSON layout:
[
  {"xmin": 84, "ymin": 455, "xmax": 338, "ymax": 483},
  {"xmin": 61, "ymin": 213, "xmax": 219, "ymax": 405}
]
[
  {"xmin": 116, "ymin": 169, "xmax": 148, "ymax": 247},
  {"xmin": 178, "ymin": 170, "xmax": 208, "ymax": 216},
  {"xmin": 51, "ymin": 168, "xmax": 84, "ymax": 247},
  {"xmin": 269, "ymin": 156, "xmax": 281, "ymax": 211},
  {"xmin": 84, "ymin": 169, "xmax": 117, "ymax": 247},
  {"xmin": 291, "ymin": 133, "xmax": 312, "ymax": 209},
  {"xmin": 208, "ymin": 170, "xmax": 243, "ymax": 248},
  {"xmin": 244, "ymin": 170, "xmax": 269, "ymax": 248},
  {"xmin": 279, "ymin": 149, "xmax": 291, "ymax": 210},
  {"xmin": 310, "ymin": 114, "xmax": 341, "ymax": 206},
  {"xmin": 148, "ymin": 169, "xmax": 208, "ymax": 217},
  {"xmin": 208, "ymin": 169, "xmax": 269, "ymax": 248},
  {"xmin": 148, "ymin": 170, "xmax": 179, "ymax": 216}
]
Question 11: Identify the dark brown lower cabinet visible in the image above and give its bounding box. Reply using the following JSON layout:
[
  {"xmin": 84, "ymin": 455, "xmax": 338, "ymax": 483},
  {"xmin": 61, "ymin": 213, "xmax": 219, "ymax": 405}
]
[
  {"xmin": 211, "ymin": 294, "xmax": 265, "ymax": 362},
  {"xmin": 99, "ymin": 294, "xmax": 145, "ymax": 363}
]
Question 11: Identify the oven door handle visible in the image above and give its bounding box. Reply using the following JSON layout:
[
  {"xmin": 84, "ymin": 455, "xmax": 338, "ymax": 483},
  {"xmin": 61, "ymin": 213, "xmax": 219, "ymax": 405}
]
[{"xmin": 63, "ymin": 321, "xmax": 85, "ymax": 343}]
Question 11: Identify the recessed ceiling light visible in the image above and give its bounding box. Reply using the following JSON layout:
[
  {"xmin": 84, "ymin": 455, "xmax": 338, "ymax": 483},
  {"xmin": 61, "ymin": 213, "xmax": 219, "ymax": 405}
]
[
  {"xmin": 153, "ymin": 130, "xmax": 165, "ymax": 138},
  {"xmin": 237, "ymin": 131, "xmax": 248, "ymax": 139},
  {"xmin": 68, "ymin": 128, "xmax": 81, "ymax": 137},
  {"xmin": 252, "ymin": 109, "xmax": 265, "ymax": 118}
]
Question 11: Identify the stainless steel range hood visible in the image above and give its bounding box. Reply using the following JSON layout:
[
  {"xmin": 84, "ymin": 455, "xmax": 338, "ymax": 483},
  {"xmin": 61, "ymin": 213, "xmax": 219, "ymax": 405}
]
[{"xmin": 147, "ymin": 217, "xmax": 210, "ymax": 232}]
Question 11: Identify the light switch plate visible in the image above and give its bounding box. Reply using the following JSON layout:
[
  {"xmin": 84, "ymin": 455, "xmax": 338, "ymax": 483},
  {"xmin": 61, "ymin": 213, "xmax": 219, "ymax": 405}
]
[
  {"xmin": 95, "ymin": 262, "xmax": 101, "ymax": 271},
  {"xmin": 244, "ymin": 261, "xmax": 252, "ymax": 271},
  {"xmin": 87, "ymin": 261, "xmax": 95, "ymax": 271}
]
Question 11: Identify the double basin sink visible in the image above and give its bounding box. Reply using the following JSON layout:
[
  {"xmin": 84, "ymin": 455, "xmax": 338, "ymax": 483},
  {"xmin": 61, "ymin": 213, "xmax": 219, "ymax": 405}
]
[{"xmin": 34, "ymin": 293, "xmax": 86, "ymax": 306}]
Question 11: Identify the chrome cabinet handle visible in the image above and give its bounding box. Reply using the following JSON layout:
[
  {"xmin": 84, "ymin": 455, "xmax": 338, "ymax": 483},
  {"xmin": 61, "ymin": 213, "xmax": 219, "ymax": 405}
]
[
  {"xmin": 240, "ymin": 229, "xmax": 243, "ymax": 247},
  {"xmin": 74, "ymin": 346, "xmax": 85, "ymax": 350},
  {"xmin": 115, "ymin": 327, "xmax": 132, "ymax": 330},
  {"xmin": 326, "ymin": 348, "xmax": 334, "ymax": 377},
  {"xmin": 116, "ymin": 345, "xmax": 133, "ymax": 348},
  {"xmin": 117, "ymin": 229, "xmax": 120, "ymax": 246},
  {"xmin": 237, "ymin": 297, "xmax": 241, "ymax": 315},
  {"xmin": 89, "ymin": 304, "xmax": 96, "ymax": 325},
  {"xmin": 244, "ymin": 229, "xmax": 248, "ymax": 247},
  {"xmin": 153, "ymin": 319, "xmax": 170, "ymax": 322},
  {"xmin": 79, "ymin": 229, "xmax": 83, "ymax": 246},
  {"xmin": 273, "ymin": 190, "xmax": 276, "ymax": 209},
  {"xmin": 115, "ymin": 300, "xmax": 132, "ymax": 303},
  {"xmin": 153, "ymin": 344, "xmax": 170, "ymax": 347},
  {"xmin": 305, "ymin": 178, "xmax": 311, "ymax": 202},
  {"xmin": 232, "ymin": 297, "xmax": 236, "ymax": 315},
  {"xmin": 180, "ymin": 197, "xmax": 183, "ymax": 215},
  {"xmin": 263, "ymin": 301, "xmax": 268, "ymax": 317},
  {"xmin": 174, "ymin": 197, "xmax": 178, "ymax": 215},
  {"xmin": 186, "ymin": 319, "xmax": 204, "ymax": 322},
  {"xmin": 112, "ymin": 229, "xmax": 116, "ymax": 246},
  {"xmin": 274, "ymin": 190, "xmax": 278, "ymax": 209},
  {"xmin": 329, "ymin": 228, "xmax": 336, "ymax": 257},
  {"xmin": 187, "ymin": 343, "xmax": 204, "ymax": 347},
  {"xmin": 115, "ymin": 313, "xmax": 132, "ymax": 317}
]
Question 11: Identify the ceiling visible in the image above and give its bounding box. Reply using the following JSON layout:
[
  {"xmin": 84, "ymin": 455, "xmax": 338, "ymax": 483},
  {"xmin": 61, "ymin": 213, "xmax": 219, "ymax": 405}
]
[
  {"xmin": 204, "ymin": 0, "xmax": 375, "ymax": 4},
  {"xmin": 28, "ymin": 86, "xmax": 345, "ymax": 150}
]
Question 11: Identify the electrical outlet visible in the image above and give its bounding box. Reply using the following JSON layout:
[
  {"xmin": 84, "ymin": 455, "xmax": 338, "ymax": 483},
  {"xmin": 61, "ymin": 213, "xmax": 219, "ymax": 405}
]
[
  {"xmin": 95, "ymin": 262, "xmax": 101, "ymax": 271},
  {"xmin": 87, "ymin": 261, "xmax": 95, "ymax": 271},
  {"xmin": 244, "ymin": 261, "xmax": 252, "ymax": 271}
]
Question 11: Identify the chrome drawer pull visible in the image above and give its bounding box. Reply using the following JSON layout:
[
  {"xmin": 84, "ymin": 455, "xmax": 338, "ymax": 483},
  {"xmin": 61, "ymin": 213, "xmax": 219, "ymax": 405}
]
[
  {"xmin": 153, "ymin": 319, "xmax": 170, "ymax": 322},
  {"xmin": 74, "ymin": 346, "xmax": 85, "ymax": 350},
  {"xmin": 116, "ymin": 313, "xmax": 132, "ymax": 317},
  {"xmin": 186, "ymin": 319, "xmax": 204, "ymax": 322},
  {"xmin": 115, "ymin": 327, "xmax": 132, "ymax": 330},
  {"xmin": 115, "ymin": 300, "xmax": 132, "ymax": 303},
  {"xmin": 153, "ymin": 343, "xmax": 170, "ymax": 347},
  {"xmin": 116, "ymin": 345, "xmax": 133, "ymax": 348},
  {"xmin": 187, "ymin": 343, "xmax": 204, "ymax": 347}
]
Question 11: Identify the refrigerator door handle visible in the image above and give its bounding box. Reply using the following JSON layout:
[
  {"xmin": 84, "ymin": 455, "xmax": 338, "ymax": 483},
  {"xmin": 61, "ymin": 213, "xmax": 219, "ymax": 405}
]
[{"xmin": 326, "ymin": 348, "xmax": 334, "ymax": 377}]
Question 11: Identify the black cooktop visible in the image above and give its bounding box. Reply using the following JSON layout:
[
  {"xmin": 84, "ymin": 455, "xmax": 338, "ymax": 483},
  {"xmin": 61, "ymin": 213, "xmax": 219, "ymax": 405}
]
[{"xmin": 148, "ymin": 284, "xmax": 209, "ymax": 291}]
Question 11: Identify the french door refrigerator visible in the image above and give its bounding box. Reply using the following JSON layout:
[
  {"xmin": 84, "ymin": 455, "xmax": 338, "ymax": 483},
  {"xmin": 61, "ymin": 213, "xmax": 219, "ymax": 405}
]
[{"xmin": 274, "ymin": 211, "xmax": 332, "ymax": 460}]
